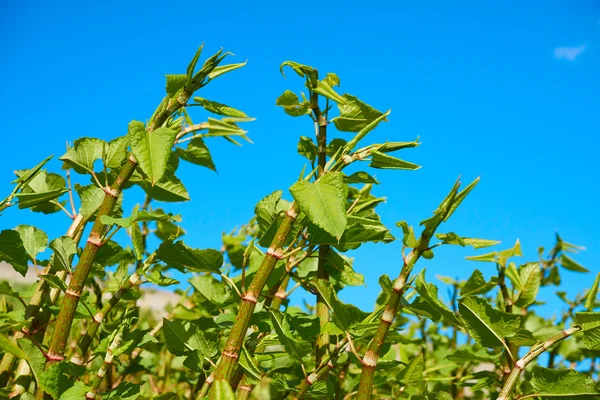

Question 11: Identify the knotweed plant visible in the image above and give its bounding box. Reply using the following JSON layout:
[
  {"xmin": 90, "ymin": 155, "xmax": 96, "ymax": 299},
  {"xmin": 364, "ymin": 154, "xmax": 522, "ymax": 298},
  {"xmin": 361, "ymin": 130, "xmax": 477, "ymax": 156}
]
[{"xmin": 0, "ymin": 47, "xmax": 598, "ymax": 400}]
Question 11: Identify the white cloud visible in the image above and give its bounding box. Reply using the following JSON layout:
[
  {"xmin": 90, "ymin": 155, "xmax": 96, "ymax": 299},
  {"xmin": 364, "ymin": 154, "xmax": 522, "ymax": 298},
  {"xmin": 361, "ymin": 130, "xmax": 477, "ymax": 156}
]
[{"xmin": 553, "ymin": 44, "xmax": 587, "ymax": 61}]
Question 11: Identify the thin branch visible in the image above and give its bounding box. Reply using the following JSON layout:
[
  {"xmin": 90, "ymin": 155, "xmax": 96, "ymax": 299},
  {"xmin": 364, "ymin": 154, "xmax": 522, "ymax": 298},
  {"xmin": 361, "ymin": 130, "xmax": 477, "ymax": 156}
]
[{"xmin": 221, "ymin": 273, "xmax": 242, "ymax": 298}]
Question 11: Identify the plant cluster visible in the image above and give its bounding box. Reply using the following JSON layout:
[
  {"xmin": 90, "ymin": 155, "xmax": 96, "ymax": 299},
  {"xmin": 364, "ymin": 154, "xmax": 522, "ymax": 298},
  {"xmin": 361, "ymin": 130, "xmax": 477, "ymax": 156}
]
[{"xmin": 0, "ymin": 47, "xmax": 598, "ymax": 400}]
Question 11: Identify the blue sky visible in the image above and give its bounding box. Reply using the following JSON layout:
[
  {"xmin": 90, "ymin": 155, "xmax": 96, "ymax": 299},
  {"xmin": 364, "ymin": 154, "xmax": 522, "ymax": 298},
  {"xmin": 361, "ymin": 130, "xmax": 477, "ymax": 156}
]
[{"xmin": 1, "ymin": 1, "xmax": 598, "ymax": 316}]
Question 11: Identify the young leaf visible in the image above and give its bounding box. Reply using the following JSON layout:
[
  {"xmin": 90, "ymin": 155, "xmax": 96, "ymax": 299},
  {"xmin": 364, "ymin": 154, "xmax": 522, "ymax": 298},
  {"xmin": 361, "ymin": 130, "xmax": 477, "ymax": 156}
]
[
  {"xmin": 290, "ymin": 172, "xmax": 348, "ymax": 239},
  {"xmin": 17, "ymin": 337, "xmax": 45, "ymax": 385},
  {"xmin": 345, "ymin": 171, "xmax": 380, "ymax": 185},
  {"xmin": 276, "ymin": 90, "xmax": 311, "ymax": 117},
  {"xmin": 312, "ymin": 79, "xmax": 346, "ymax": 104},
  {"xmin": 11, "ymin": 155, "xmax": 53, "ymax": 187},
  {"xmin": 128, "ymin": 120, "xmax": 177, "ymax": 185},
  {"xmin": 156, "ymin": 241, "xmax": 222, "ymax": 273},
  {"xmin": 16, "ymin": 189, "xmax": 68, "ymax": 210},
  {"xmin": 163, "ymin": 318, "xmax": 218, "ymax": 358},
  {"xmin": 369, "ymin": 151, "xmax": 420, "ymax": 170},
  {"xmin": 331, "ymin": 94, "xmax": 384, "ymax": 132},
  {"xmin": 458, "ymin": 295, "xmax": 520, "ymax": 349},
  {"xmin": 40, "ymin": 274, "xmax": 68, "ymax": 292},
  {"xmin": 435, "ymin": 233, "xmax": 500, "ymax": 250},
  {"xmin": 193, "ymin": 97, "xmax": 248, "ymax": 118},
  {"xmin": 465, "ymin": 239, "xmax": 522, "ymax": 265},
  {"xmin": 176, "ymin": 137, "xmax": 216, "ymax": 171},
  {"xmin": 574, "ymin": 312, "xmax": 600, "ymax": 349},
  {"xmin": 297, "ymin": 136, "xmax": 317, "ymax": 162},
  {"xmin": 560, "ymin": 254, "xmax": 589, "ymax": 273},
  {"xmin": 585, "ymin": 273, "xmax": 600, "ymax": 312},
  {"xmin": 100, "ymin": 209, "xmax": 181, "ymax": 228},
  {"xmin": 213, "ymin": 380, "xmax": 236, "ymax": 400},
  {"xmin": 104, "ymin": 136, "xmax": 129, "ymax": 169}
]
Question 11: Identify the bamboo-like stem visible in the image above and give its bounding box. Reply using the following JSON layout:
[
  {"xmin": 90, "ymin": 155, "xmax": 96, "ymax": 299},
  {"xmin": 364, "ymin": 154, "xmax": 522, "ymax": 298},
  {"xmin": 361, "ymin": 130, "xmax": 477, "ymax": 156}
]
[
  {"xmin": 356, "ymin": 245, "xmax": 425, "ymax": 400},
  {"xmin": 234, "ymin": 236, "xmax": 308, "ymax": 398},
  {"xmin": 311, "ymin": 90, "xmax": 331, "ymax": 366},
  {"xmin": 47, "ymin": 157, "xmax": 138, "ymax": 363},
  {"xmin": 46, "ymin": 65, "xmax": 204, "ymax": 364},
  {"xmin": 209, "ymin": 203, "xmax": 300, "ymax": 396},
  {"xmin": 288, "ymin": 337, "xmax": 349, "ymax": 400},
  {"xmin": 71, "ymin": 253, "xmax": 155, "ymax": 364},
  {"xmin": 497, "ymin": 326, "xmax": 582, "ymax": 400},
  {"xmin": 356, "ymin": 178, "xmax": 475, "ymax": 399},
  {"xmin": 85, "ymin": 331, "xmax": 123, "ymax": 400},
  {"xmin": 0, "ymin": 213, "xmax": 84, "ymax": 387}
]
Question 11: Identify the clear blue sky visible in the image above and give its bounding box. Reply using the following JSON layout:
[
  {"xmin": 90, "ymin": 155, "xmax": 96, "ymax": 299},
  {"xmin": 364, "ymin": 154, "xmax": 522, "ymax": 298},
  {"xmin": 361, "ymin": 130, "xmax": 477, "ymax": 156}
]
[{"xmin": 1, "ymin": 1, "xmax": 598, "ymax": 316}]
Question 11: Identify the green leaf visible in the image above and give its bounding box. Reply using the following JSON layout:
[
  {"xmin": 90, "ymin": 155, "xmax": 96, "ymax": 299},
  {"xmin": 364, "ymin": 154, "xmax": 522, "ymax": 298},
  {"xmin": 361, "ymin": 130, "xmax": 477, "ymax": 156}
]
[
  {"xmin": 0, "ymin": 229, "xmax": 29, "ymax": 276},
  {"xmin": 331, "ymin": 94, "xmax": 384, "ymax": 132},
  {"xmin": 49, "ymin": 236, "xmax": 77, "ymax": 272},
  {"xmin": 458, "ymin": 295, "xmax": 520, "ymax": 349},
  {"xmin": 0, "ymin": 333, "xmax": 27, "ymax": 359},
  {"xmin": 398, "ymin": 355, "xmax": 424, "ymax": 388},
  {"xmin": 40, "ymin": 274, "xmax": 67, "ymax": 292},
  {"xmin": 415, "ymin": 270, "xmax": 462, "ymax": 326},
  {"xmin": 269, "ymin": 310, "xmax": 312, "ymax": 362},
  {"xmin": 163, "ymin": 318, "xmax": 218, "ymax": 358},
  {"xmin": 465, "ymin": 239, "xmax": 522, "ymax": 265},
  {"xmin": 207, "ymin": 61, "xmax": 247, "ymax": 80},
  {"xmin": 39, "ymin": 361, "xmax": 68, "ymax": 399},
  {"xmin": 369, "ymin": 151, "xmax": 420, "ymax": 170},
  {"xmin": 280, "ymin": 61, "xmax": 318, "ymax": 86},
  {"xmin": 165, "ymin": 74, "xmax": 188, "ymax": 96},
  {"xmin": 461, "ymin": 269, "xmax": 497, "ymax": 297},
  {"xmin": 128, "ymin": 120, "xmax": 177, "ymax": 185},
  {"xmin": 585, "ymin": 273, "xmax": 600, "ymax": 312},
  {"xmin": 560, "ymin": 254, "xmax": 589, "ymax": 273},
  {"xmin": 131, "ymin": 222, "xmax": 144, "ymax": 260},
  {"xmin": 76, "ymin": 184, "xmax": 104, "ymax": 219},
  {"xmin": 145, "ymin": 270, "xmax": 179, "ymax": 287},
  {"xmin": 16, "ymin": 188, "xmax": 68, "ymax": 209},
  {"xmin": 17, "ymin": 337, "xmax": 45, "ymax": 385},
  {"xmin": 176, "ymin": 137, "xmax": 216, "ymax": 171},
  {"xmin": 312, "ymin": 279, "xmax": 363, "ymax": 330},
  {"xmin": 574, "ymin": 313, "xmax": 600, "ymax": 350},
  {"xmin": 276, "ymin": 90, "xmax": 311, "ymax": 117},
  {"xmin": 396, "ymin": 221, "xmax": 418, "ymax": 248},
  {"xmin": 0, "ymin": 281, "xmax": 24, "ymax": 303},
  {"xmin": 213, "ymin": 380, "xmax": 236, "ymax": 400},
  {"xmin": 60, "ymin": 382, "xmax": 92, "ymax": 400},
  {"xmin": 312, "ymin": 79, "xmax": 346, "ymax": 104},
  {"xmin": 193, "ymin": 97, "xmax": 248, "ymax": 118},
  {"xmin": 157, "ymin": 241, "xmax": 222, "ymax": 273},
  {"xmin": 514, "ymin": 262, "xmax": 541, "ymax": 308},
  {"xmin": 290, "ymin": 172, "xmax": 348, "ymax": 239},
  {"xmin": 238, "ymin": 345, "xmax": 262, "ymax": 385},
  {"xmin": 189, "ymin": 275, "xmax": 230, "ymax": 306},
  {"xmin": 446, "ymin": 347, "xmax": 498, "ymax": 363},
  {"xmin": 59, "ymin": 137, "xmax": 105, "ymax": 174},
  {"xmin": 11, "ymin": 155, "xmax": 53, "ymax": 187},
  {"xmin": 530, "ymin": 366, "xmax": 600, "ymax": 398},
  {"xmin": 435, "ymin": 233, "xmax": 500, "ymax": 249},
  {"xmin": 104, "ymin": 381, "xmax": 141, "ymax": 400},
  {"xmin": 100, "ymin": 209, "xmax": 181, "ymax": 228},
  {"xmin": 14, "ymin": 225, "xmax": 47, "ymax": 261},
  {"xmin": 297, "ymin": 136, "xmax": 317, "ymax": 162},
  {"xmin": 345, "ymin": 171, "xmax": 380, "ymax": 185},
  {"xmin": 104, "ymin": 136, "xmax": 129, "ymax": 169}
]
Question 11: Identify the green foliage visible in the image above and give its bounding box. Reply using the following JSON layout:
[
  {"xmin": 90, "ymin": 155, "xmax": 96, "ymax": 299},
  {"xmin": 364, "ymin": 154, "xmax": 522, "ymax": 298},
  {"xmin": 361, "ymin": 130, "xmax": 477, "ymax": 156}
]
[{"xmin": 0, "ymin": 47, "xmax": 595, "ymax": 400}]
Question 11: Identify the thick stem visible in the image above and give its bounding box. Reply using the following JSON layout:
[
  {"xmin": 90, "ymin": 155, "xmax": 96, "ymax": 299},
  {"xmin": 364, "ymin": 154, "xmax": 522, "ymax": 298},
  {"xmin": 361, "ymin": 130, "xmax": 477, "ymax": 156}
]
[
  {"xmin": 209, "ymin": 203, "xmax": 299, "ymax": 396},
  {"xmin": 47, "ymin": 158, "xmax": 138, "ymax": 363},
  {"xmin": 312, "ymin": 91, "xmax": 331, "ymax": 367},
  {"xmin": 0, "ymin": 214, "xmax": 84, "ymax": 387},
  {"xmin": 497, "ymin": 326, "xmax": 581, "ymax": 400},
  {"xmin": 356, "ymin": 241, "xmax": 428, "ymax": 400}
]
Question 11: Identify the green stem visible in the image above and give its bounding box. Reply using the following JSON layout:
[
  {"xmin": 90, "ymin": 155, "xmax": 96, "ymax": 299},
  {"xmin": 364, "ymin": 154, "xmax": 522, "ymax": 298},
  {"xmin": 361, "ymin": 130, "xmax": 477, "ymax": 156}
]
[
  {"xmin": 209, "ymin": 203, "xmax": 300, "ymax": 396},
  {"xmin": 311, "ymin": 90, "xmax": 331, "ymax": 367},
  {"xmin": 0, "ymin": 213, "xmax": 84, "ymax": 387},
  {"xmin": 497, "ymin": 326, "xmax": 582, "ymax": 400},
  {"xmin": 47, "ymin": 158, "xmax": 138, "ymax": 363},
  {"xmin": 72, "ymin": 253, "xmax": 155, "ymax": 364},
  {"xmin": 85, "ymin": 331, "xmax": 122, "ymax": 400}
]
